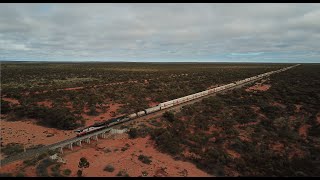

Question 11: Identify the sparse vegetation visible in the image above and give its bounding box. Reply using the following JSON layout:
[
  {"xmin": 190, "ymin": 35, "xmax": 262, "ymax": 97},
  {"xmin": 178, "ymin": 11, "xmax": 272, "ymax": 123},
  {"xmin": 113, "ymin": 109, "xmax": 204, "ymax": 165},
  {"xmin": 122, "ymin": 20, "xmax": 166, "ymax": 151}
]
[
  {"xmin": 104, "ymin": 165, "xmax": 115, "ymax": 172},
  {"xmin": 36, "ymin": 158, "xmax": 55, "ymax": 177},
  {"xmin": 128, "ymin": 128, "xmax": 138, "ymax": 139},
  {"xmin": 148, "ymin": 64, "xmax": 320, "ymax": 176},
  {"xmin": 1, "ymin": 63, "xmax": 319, "ymax": 176},
  {"xmin": 63, "ymin": 169, "xmax": 72, "ymax": 176},
  {"xmin": 116, "ymin": 169, "xmax": 129, "ymax": 177},
  {"xmin": 2, "ymin": 143, "xmax": 24, "ymax": 156},
  {"xmin": 138, "ymin": 154, "xmax": 152, "ymax": 164}
]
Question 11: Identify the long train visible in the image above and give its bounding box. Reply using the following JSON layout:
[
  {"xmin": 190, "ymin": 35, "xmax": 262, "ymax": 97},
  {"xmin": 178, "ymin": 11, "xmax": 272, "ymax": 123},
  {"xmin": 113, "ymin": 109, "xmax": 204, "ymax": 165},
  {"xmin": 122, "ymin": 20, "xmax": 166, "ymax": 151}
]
[{"xmin": 75, "ymin": 64, "xmax": 300, "ymax": 136}]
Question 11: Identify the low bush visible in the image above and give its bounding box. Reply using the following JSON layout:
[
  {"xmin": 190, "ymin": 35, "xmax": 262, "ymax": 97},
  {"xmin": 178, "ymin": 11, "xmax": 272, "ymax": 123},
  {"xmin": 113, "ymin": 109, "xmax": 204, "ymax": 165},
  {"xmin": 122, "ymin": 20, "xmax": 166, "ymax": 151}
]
[
  {"xmin": 104, "ymin": 164, "xmax": 115, "ymax": 172},
  {"xmin": 138, "ymin": 155, "xmax": 152, "ymax": 164}
]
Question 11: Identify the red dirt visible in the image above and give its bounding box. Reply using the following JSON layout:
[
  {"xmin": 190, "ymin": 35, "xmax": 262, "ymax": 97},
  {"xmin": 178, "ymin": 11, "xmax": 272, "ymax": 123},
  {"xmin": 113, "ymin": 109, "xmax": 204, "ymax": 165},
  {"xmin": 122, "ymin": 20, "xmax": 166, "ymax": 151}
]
[
  {"xmin": 295, "ymin": 104, "xmax": 303, "ymax": 113},
  {"xmin": 223, "ymin": 143, "xmax": 241, "ymax": 159},
  {"xmin": 316, "ymin": 113, "xmax": 320, "ymax": 125},
  {"xmin": 289, "ymin": 115, "xmax": 297, "ymax": 122},
  {"xmin": 0, "ymin": 160, "xmax": 24, "ymax": 175},
  {"xmin": 182, "ymin": 148, "xmax": 202, "ymax": 160},
  {"xmin": 245, "ymin": 84, "xmax": 271, "ymax": 92},
  {"xmin": 271, "ymin": 102, "xmax": 286, "ymax": 109},
  {"xmin": 0, "ymin": 119, "xmax": 74, "ymax": 148},
  {"xmin": 288, "ymin": 145, "xmax": 306, "ymax": 160},
  {"xmin": 298, "ymin": 124, "xmax": 311, "ymax": 140},
  {"xmin": 148, "ymin": 102, "xmax": 159, "ymax": 107},
  {"xmin": 270, "ymin": 142, "xmax": 285, "ymax": 153},
  {"xmin": 203, "ymin": 126, "xmax": 220, "ymax": 135},
  {"xmin": 1, "ymin": 97, "xmax": 20, "ymax": 105},
  {"xmin": 62, "ymin": 87, "xmax": 84, "ymax": 91},
  {"xmin": 251, "ymin": 105, "xmax": 260, "ymax": 113},
  {"xmin": 237, "ymin": 129, "xmax": 252, "ymax": 142},
  {"xmin": 59, "ymin": 134, "xmax": 211, "ymax": 177},
  {"xmin": 234, "ymin": 120, "xmax": 260, "ymax": 128},
  {"xmin": 37, "ymin": 100, "xmax": 53, "ymax": 108}
]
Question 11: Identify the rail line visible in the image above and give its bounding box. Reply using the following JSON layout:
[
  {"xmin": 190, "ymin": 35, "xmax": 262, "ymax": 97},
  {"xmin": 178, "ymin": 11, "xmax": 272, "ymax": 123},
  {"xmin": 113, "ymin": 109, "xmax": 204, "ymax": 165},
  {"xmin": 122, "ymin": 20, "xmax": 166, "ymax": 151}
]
[{"xmin": 0, "ymin": 64, "xmax": 300, "ymax": 167}]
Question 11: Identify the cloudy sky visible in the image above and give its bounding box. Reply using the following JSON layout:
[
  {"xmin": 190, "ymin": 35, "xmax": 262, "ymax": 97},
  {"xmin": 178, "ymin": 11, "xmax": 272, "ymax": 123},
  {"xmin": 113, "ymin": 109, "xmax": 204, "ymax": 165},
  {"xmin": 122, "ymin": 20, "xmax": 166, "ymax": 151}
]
[{"xmin": 0, "ymin": 3, "xmax": 319, "ymax": 62}]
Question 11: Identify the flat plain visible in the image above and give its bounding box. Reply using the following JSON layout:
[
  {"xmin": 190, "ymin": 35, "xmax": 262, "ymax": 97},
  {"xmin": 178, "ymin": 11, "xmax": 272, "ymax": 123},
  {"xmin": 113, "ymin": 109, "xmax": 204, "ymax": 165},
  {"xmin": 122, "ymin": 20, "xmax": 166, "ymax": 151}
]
[{"xmin": 1, "ymin": 62, "xmax": 319, "ymax": 177}]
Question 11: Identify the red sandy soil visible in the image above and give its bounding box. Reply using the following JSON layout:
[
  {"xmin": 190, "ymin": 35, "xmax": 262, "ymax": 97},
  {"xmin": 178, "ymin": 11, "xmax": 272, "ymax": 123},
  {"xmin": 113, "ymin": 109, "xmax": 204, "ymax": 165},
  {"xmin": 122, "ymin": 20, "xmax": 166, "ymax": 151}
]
[
  {"xmin": 270, "ymin": 142, "xmax": 285, "ymax": 154},
  {"xmin": 316, "ymin": 113, "xmax": 320, "ymax": 125},
  {"xmin": 288, "ymin": 145, "xmax": 306, "ymax": 160},
  {"xmin": 298, "ymin": 124, "xmax": 311, "ymax": 140},
  {"xmin": 1, "ymin": 97, "xmax": 20, "ymax": 105},
  {"xmin": 271, "ymin": 102, "xmax": 286, "ymax": 109},
  {"xmin": 0, "ymin": 160, "xmax": 24, "ymax": 174},
  {"xmin": 234, "ymin": 120, "xmax": 260, "ymax": 128},
  {"xmin": 225, "ymin": 149, "xmax": 241, "ymax": 159},
  {"xmin": 0, "ymin": 119, "xmax": 74, "ymax": 149},
  {"xmin": 145, "ymin": 97, "xmax": 159, "ymax": 107},
  {"xmin": 81, "ymin": 103, "xmax": 123, "ymax": 127},
  {"xmin": 223, "ymin": 143, "xmax": 241, "ymax": 159},
  {"xmin": 0, "ymin": 159, "xmax": 37, "ymax": 177},
  {"xmin": 148, "ymin": 101, "xmax": 159, "ymax": 107},
  {"xmin": 295, "ymin": 104, "xmax": 303, "ymax": 113},
  {"xmin": 37, "ymin": 100, "xmax": 53, "ymax": 108},
  {"xmin": 182, "ymin": 148, "xmax": 202, "ymax": 160},
  {"xmin": 62, "ymin": 87, "xmax": 84, "ymax": 91},
  {"xmin": 237, "ymin": 129, "xmax": 252, "ymax": 142},
  {"xmin": 245, "ymin": 84, "xmax": 271, "ymax": 92},
  {"xmin": 289, "ymin": 115, "xmax": 297, "ymax": 122},
  {"xmin": 179, "ymin": 116, "xmax": 189, "ymax": 122},
  {"xmin": 250, "ymin": 105, "xmax": 260, "ymax": 113},
  {"xmin": 59, "ymin": 134, "xmax": 211, "ymax": 177},
  {"xmin": 203, "ymin": 126, "xmax": 220, "ymax": 135}
]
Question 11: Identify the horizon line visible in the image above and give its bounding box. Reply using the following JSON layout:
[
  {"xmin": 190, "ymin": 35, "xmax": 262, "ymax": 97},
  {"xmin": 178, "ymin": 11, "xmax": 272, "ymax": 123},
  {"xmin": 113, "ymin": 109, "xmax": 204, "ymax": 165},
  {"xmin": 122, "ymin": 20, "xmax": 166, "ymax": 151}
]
[{"xmin": 0, "ymin": 60, "xmax": 317, "ymax": 64}]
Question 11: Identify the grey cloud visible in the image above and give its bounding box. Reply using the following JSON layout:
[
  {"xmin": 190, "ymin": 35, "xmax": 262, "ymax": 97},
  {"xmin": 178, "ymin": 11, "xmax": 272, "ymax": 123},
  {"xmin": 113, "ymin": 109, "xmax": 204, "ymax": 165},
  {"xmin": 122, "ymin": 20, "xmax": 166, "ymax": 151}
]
[{"xmin": 0, "ymin": 3, "xmax": 319, "ymax": 62}]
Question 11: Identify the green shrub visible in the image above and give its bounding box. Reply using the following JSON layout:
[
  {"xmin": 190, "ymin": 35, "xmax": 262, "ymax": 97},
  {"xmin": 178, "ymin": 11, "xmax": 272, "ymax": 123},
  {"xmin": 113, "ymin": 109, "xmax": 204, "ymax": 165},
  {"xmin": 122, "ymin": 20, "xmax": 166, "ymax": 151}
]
[
  {"xmin": 2, "ymin": 143, "xmax": 24, "ymax": 156},
  {"xmin": 163, "ymin": 111, "xmax": 175, "ymax": 122},
  {"xmin": 63, "ymin": 169, "xmax": 72, "ymax": 176},
  {"xmin": 104, "ymin": 164, "xmax": 115, "ymax": 172},
  {"xmin": 116, "ymin": 169, "xmax": 129, "ymax": 177},
  {"xmin": 128, "ymin": 128, "xmax": 138, "ymax": 139},
  {"xmin": 138, "ymin": 155, "xmax": 152, "ymax": 164}
]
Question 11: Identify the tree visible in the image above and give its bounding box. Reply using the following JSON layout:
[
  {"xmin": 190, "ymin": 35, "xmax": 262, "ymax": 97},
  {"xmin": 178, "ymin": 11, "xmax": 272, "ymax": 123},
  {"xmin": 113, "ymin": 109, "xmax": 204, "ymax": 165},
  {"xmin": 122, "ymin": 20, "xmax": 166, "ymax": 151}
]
[
  {"xmin": 1, "ymin": 100, "xmax": 11, "ymax": 114},
  {"xmin": 163, "ymin": 111, "xmax": 175, "ymax": 122},
  {"xmin": 128, "ymin": 128, "xmax": 138, "ymax": 139},
  {"xmin": 78, "ymin": 157, "xmax": 90, "ymax": 177}
]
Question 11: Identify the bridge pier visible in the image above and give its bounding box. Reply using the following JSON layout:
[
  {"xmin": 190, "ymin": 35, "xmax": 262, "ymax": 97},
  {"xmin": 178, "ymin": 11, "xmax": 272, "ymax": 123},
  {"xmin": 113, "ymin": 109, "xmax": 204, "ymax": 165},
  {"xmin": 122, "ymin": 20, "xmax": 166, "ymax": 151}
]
[
  {"xmin": 93, "ymin": 135, "xmax": 98, "ymax": 141},
  {"xmin": 68, "ymin": 143, "xmax": 73, "ymax": 150},
  {"xmin": 100, "ymin": 133, "xmax": 107, "ymax": 139},
  {"xmin": 59, "ymin": 147, "xmax": 64, "ymax": 154},
  {"xmin": 77, "ymin": 141, "xmax": 82, "ymax": 147},
  {"xmin": 85, "ymin": 138, "xmax": 90, "ymax": 144}
]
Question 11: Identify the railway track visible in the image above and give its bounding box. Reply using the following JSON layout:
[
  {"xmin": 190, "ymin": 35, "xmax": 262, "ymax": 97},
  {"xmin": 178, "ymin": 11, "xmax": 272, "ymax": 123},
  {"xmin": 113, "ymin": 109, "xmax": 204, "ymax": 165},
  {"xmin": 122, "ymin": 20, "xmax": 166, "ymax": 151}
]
[{"xmin": 0, "ymin": 65, "xmax": 298, "ymax": 167}]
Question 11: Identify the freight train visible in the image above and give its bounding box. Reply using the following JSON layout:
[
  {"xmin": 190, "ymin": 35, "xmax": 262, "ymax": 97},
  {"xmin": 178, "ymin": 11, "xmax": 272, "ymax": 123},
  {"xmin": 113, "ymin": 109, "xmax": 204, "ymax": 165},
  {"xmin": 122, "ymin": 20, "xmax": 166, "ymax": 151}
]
[{"xmin": 74, "ymin": 64, "xmax": 300, "ymax": 136}]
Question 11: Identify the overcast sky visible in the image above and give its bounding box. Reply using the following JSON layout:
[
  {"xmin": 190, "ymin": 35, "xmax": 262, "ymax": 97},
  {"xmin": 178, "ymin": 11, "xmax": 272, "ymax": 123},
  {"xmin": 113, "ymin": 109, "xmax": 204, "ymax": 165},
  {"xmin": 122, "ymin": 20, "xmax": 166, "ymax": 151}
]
[{"xmin": 0, "ymin": 3, "xmax": 319, "ymax": 62}]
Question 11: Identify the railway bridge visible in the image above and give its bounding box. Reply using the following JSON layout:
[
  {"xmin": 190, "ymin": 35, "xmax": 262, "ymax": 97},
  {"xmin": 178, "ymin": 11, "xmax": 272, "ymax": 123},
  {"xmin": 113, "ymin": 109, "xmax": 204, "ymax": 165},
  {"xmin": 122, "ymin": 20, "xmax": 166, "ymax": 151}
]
[
  {"xmin": 0, "ymin": 128, "xmax": 127, "ymax": 166},
  {"xmin": 49, "ymin": 128, "xmax": 127, "ymax": 154}
]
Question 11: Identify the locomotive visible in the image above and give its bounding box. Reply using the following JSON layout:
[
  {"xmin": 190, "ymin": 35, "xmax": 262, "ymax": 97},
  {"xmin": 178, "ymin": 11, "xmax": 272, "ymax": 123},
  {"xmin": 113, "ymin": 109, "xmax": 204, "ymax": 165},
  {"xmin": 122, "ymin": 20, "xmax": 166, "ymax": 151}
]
[{"xmin": 74, "ymin": 64, "xmax": 300, "ymax": 137}]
